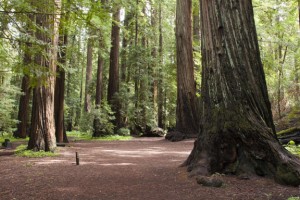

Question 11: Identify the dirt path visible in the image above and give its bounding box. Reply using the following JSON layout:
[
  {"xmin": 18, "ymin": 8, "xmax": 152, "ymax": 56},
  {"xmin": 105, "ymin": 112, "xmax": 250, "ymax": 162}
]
[{"xmin": 0, "ymin": 138, "xmax": 299, "ymax": 200}]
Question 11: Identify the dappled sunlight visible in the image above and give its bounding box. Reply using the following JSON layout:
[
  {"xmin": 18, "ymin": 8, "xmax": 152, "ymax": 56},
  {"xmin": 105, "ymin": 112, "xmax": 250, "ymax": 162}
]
[
  {"xmin": 34, "ymin": 159, "xmax": 69, "ymax": 165},
  {"xmin": 98, "ymin": 163, "xmax": 136, "ymax": 166},
  {"xmin": 100, "ymin": 149, "xmax": 191, "ymax": 157}
]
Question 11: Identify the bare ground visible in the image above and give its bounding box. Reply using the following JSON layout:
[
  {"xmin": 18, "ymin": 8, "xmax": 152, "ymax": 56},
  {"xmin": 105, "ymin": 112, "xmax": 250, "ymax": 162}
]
[{"xmin": 0, "ymin": 138, "xmax": 299, "ymax": 200}]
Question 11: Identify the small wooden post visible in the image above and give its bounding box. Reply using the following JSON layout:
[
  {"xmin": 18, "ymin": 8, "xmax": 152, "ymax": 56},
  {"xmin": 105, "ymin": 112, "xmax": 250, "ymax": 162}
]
[{"xmin": 76, "ymin": 152, "xmax": 79, "ymax": 165}]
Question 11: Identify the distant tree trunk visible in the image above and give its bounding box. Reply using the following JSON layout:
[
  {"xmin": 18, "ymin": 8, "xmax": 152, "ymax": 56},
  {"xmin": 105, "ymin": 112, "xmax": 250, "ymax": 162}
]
[
  {"xmin": 93, "ymin": 33, "xmax": 105, "ymax": 137},
  {"xmin": 84, "ymin": 36, "xmax": 93, "ymax": 113},
  {"xmin": 28, "ymin": 0, "xmax": 61, "ymax": 151},
  {"xmin": 54, "ymin": 32, "xmax": 68, "ymax": 143},
  {"xmin": 175, "ymin": 0, "xmax": 198, "ymax": 137},
  {"xmin": 193, "ymin": 0, "xmax": 200, "ymax": 46},
  {"xmin": 185, "ymin": 0, "xmax": 300, "ymax": 186},
  {"xmin": 140, "ymin": 6, "xmax": 148, "ymax": 127},
  {"xmin": 157, "ymin": 1, "xmax": 164, "ymax": 129},
  {"xmin": 107, "ymin": 6, "xmax": 121, "ymax": 130},
  {"xmin": 74, "ymin": 39, "xmax": 85, "ymax": 127},
  {"xmin": 134, "ymin": 0, "xmax": 140, "ymax": 116},
  {"xmin": 119, "ymin": 9, "xmax": 132, "ymax": 127},
  {"xmin": 14, "ymin": 13, "xmax": 34, "ymax": 139},
  {"xmin": 14, "ymin": 75, "xmax": 31, "ymax": 138},
  {"xmin": 151, "ymin": 1, "xmax": 158, "ymax": 122}
]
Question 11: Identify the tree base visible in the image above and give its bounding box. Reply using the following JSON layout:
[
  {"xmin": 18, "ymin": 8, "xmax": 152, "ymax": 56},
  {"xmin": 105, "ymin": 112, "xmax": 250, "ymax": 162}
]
[{"xmin": 184, "ymin": 128, "xmax": 300, "ymax": 186}]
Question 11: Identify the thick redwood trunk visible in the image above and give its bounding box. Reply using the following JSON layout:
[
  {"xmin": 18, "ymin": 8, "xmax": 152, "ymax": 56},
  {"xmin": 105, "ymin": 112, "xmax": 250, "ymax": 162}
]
[
  {"xmin": 28, "ymin": 0, "xmax": 61, "ymax": 151},
  {"xmin": 174, "ymin": 0, "xmax": 198, "ymax": 137},
  {"xmin": 107, "ymin": 6, "xmax": 121, "ymax": 130},
  {"xmin": 185, "ymin": 0, "xmax": 300, "ymax": 186}
]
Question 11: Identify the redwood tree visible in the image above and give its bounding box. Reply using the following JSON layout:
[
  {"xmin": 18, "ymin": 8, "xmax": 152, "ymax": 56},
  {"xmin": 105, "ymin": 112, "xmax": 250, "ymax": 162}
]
[
  {"xmin": 185, "ymin": 0, "xmax": 300, "ymax": 186},
  {"xmin": 28, "ymin": 0, "xmax": 61, "ymax": 151},
  {"xmin": 174, "ymin": 0, "xmax": 199, "ymax": 138},
  {"xmin": 107, "ymin": 5, "xmax": 121, "ymax": 130}
]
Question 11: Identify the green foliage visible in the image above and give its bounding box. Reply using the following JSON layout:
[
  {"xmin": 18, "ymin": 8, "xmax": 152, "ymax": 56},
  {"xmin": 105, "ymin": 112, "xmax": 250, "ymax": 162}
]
[
  {"xmin": 79, "ymin": 101, "xmax": 115, "ymax": 134},
  {"xmin": 67, "ymin": 131, "xmax": 132, "ymax": 141},
  {"xmin": 117, "ymin": 128, "xmax": 131, "ymax": 136},
  {"xmin": 0, "ymin": 132, "xmax": 28, "ymax": 144},
  {"xmin": 15, "ymin": 145, "xmax": 58, "ymax": 158},
  {"xmin": 288, "ymin": 197, "xmax": 300, "ymax": 200},
  {"xmin": 284, "ymin": 144, "xmax": 300, "ymax": 157},
  {"xmin": 67, "ymin": 131, "xmax": 92, "ymax": 140},
  {"xmin": 93, "ymin": 135, "xmax": 132, "ymax": 141}
]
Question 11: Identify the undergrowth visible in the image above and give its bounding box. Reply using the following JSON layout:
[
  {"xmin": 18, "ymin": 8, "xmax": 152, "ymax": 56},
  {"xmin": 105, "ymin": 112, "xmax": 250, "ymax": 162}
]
[
  {"xmin": 67, "ymin": 131, "xmax": 132, "ymax": 141},
  {"xmin": 14, "ymin": 145, "xmax": 58, "ymax": 158},
  {"xmin": 284, "ymin": 141, "xmax": 300, "ymax": 157},
  {"xmin": 0, "ymin": 132, "xmax": 28, "ymax": 143}
]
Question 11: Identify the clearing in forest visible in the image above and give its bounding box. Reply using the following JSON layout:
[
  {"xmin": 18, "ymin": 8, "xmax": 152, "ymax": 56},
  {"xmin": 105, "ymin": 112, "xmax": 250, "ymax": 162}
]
[{"xmin": 0, "ymin": 138, "xmax": 299, "ymax": 200}]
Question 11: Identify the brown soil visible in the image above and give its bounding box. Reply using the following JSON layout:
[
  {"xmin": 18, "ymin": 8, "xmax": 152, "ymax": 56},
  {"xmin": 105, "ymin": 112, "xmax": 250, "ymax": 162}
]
[{"xmin": 0, "ymin": 138, "xmax": 299, "ymax": 200}]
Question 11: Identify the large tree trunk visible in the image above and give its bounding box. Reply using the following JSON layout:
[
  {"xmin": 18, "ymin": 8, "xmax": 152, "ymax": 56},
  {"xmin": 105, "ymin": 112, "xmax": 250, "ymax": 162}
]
[
  {"xmin": 28, "ymin": 0, "xmax": 61, "ymax": 151},
  {"xmin": 185, "ymin": 0, "xmax": 300, "ymax": 186},
  {"xmin": 107, "ymin": 6, "xmax": 121, "ymax": 130},
  {"xmin": 174, "ymin": 0, "xmax": 198, "ymax": 138}
]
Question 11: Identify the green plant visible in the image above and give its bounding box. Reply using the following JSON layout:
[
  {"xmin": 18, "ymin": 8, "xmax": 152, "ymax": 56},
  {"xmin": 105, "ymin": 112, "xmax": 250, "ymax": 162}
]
[
  {"xmin": 288, "ymin": 197, "xmax": 300, "ymax": 200},
  {"xmin": 284, "ymin": 144, "xmax": 300, "ymax": 157},
  {"xmin": 117, "ymin": 128, "xmax": 131, "ymax": 136},
  {"xmin": 0, "ymin": 132, "xmax": 28, "ymax": 144},
  {"xmin": 93, "ymin": 135, "xmax": 132, "ymax": 141},
  {"xmin": 15, "ymin": 145, "xmax": 58, "ymax": 158},
  {"xmin": 79, "ymin": 101, "xmax": 115, "ymax": 134},
  {"xmin": 67, "ymin": 131, "xmax": 92, "ymax": 140}
]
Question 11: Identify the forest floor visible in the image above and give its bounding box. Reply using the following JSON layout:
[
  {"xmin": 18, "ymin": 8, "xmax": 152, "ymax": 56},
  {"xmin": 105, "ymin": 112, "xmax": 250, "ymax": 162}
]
[{"xmin": 0, "ymin": 138, "xmax": 299, "ymax": 200}]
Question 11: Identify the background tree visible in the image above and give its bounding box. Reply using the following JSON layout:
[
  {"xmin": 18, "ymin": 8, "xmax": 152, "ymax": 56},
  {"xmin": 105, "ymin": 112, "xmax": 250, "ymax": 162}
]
[{"xmin": 173, "ymin": 0, "xmax": 199, "ymax": 139}]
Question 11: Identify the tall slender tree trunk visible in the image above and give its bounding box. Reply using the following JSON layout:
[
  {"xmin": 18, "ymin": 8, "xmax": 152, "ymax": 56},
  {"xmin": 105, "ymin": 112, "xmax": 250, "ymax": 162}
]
[
  {"xmin": 151, "ymin": 1, "xmax": 158, "ymax": 123},
  {"xmin": 157, "ymin": 1, "xmax": 164, "ymax": 129},
  {"xmin": 107, "ymin": 6, "xmax": 121, "ymax": 130},
  {"xmin": 174, "ymin": 0, "xmax": 198, "ymax": 138},
  {"xmin": 84, "ymin": 36, "xmax": 93, "ymax": 113},
  {"xmin": 185, "ymin": 0, "xmax": 300, "ymax": 186},
  {"xmin": 54, "ymin": 1, "xmax": 69, "ymax": 143},
  {"xmin": 93, "ymin": 0, "xmax": 106, "ymax": 137},
  {"xmin": 28, "ymin": 0, "xmax": 61, "ymax": 151},
  {"xmin": 54, "ymin": 34, "xmax": 68, "ymax": 143},
  {"xmin": 14, "ymin": 75, "xmax": 31, "ymax": 138},
  {"xmin": 14, "ymin": 13, "xmax": 34, "ymax": 138},
  {"xmin": 75, "ymin": 36, "xmax": 85, "ymax": 127}
]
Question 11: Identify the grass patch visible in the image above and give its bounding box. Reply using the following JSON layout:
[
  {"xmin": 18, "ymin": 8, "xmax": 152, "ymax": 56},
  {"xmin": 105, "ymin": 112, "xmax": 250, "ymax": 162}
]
[
  {"xmin": 93, "ymin": 135, "xmax": 132, "ymax": 141},
  {"xmin": 67, "ymin": 131, "xmax": 93, "ymax": 140},
  {"xmin": 15, "ymin": 145, "xmax": 58, "ymax": 158},
  {"xmin": 288, "ymin": 197, "xmax": 300, "ymax": 200},
  {"xmin": 67, "ymin": 131, "xmax": 133, "ymax": 141},
  {"xmin": 0, "ymin": 132, "xmax": 29, "ymax": 144}
]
